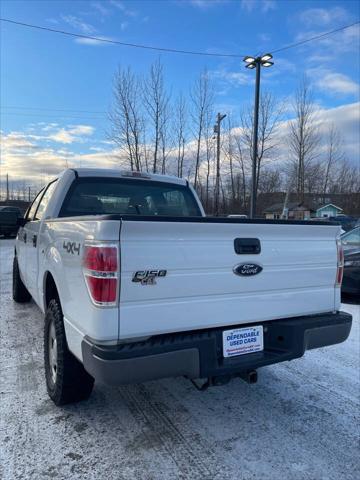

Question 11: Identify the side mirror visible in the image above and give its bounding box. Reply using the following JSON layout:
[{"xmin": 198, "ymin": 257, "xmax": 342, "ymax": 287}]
[{"xmin": 17, "ymin": 217, "xmax": 28, "ymax": 227}]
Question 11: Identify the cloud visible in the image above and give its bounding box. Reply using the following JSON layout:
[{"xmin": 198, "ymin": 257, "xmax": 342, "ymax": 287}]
[
  {"xmin": 61, "ymin": 15, "xmax": 96, "ymax": 35},
  {"xmin": 211, "ymin": 69, "xmax": 253, "ymax": 87},
  {"xmin": 277, "ymin": 102, "xmax": 360, "ymax": 165},
  {"xmin": 294, "ymin": 24, "xmax": 360, "ymax": 56},
  {"xmin": 1, "ymin": 146, "xmax": 122, "ymax": 185},
  {"xmin": 67, "ymin": 125, "xmax": 94, "ymax": 136},
  {"xmin": 91, "ymin": 1, "xmax": 110, "ymax": 16},
  {"xmin": 0, "ymin": 132, "xmax": 39, "ymax": 152},
  {"xmin": 241, "ymin": 0, "xmax": 276, "ymax": 13},
  {"xmin": 240, "ymin": 0, "xmax": 255, "ymax": 12},
  {"xmin": 0, "ymin": 124, "xmax": 96, "ymax": 150},
  {"xmin": 41, "ymin": 123, "xmax": 59, "ymax": 132},
  {"xmin": 258, "ymin": 33, "xmax": 271, "ymax": 43},
  {"xmin": 187, "ymin": 0, "xmax": 227, "ymax": 8},
  {"xmin": 1, "ymin": 103, "xmax": 358, "ymax": 189},
  {"xmin": 308, "ymin": 68, "xmax": 360, "ymax": 96},
  {"xmin": 47, "ymin": 125, "xmax": 95, "ymax": 144},
  {"xmin": 74, "ymin": 36, "xmax": 115, "ymax": 46},
  {"xmin": 109, "ymin": 0, "xmax": 138, "ymax": 17},
  {"xmin": 261, "ymin": 0, "xmax": 276, "ymax": 13},
  {"xmin": 299, "ymin": 7, "xmax": 349, "ymax": 27}
]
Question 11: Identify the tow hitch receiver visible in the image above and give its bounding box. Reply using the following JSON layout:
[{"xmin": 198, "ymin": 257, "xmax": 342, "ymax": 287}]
[{"xmin": 190, "ymin": 370, "xmax": 258, "ymax": 391}]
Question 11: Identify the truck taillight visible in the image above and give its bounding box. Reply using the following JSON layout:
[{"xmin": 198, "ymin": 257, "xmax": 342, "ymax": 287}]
[
  {"xmin": 336, "ymin": 239, "xmax": 344, "ymax": 286},
  {"xmin": 83, "ymin": 245, "xmax": 119, "ymax": 306}
]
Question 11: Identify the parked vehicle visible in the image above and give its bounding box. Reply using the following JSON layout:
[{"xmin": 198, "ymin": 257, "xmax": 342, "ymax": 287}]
[
  {"xmin": 341, "ymin": 226, "xmax": 360, "ymax": 296},
  {"xmin": 328, "ymin": 215, "xmax": 357, "ymax": 232},
  {"xmin": 12, "ymin": 168, "xmax": 352, "ymax": 405},
  {"xmin": 0, "ymin": 206, "xmax": 22, "ymax": 238}
]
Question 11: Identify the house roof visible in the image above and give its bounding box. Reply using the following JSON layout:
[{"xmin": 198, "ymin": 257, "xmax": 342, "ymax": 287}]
[
  {"xmin": 264, "ymin": 202, "xmax": 313, "ymax": 213},
  {"xmin": 316, "ymin": 203, "xmax": 343, "ymax": 212}
]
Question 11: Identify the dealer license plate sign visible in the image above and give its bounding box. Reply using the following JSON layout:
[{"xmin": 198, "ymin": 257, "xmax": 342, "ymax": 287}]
[{"xmin": 223, "ymin": 326, "xmax": 264, "ymax": 358}]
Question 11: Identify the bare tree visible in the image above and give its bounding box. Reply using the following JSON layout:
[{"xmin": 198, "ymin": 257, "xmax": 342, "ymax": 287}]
[
  {"xmin": 241, "ymin": 92, "xmax": 283, "ymax": 205},
  {"xmin": 257, "ymin": 167, "xmax": 282, "ymax": 194},
  {"xmin": 323, "ymin": 124, "xmax": 344, "ymax": 199},
  {"xmin": 329, "ymin": 158, "xmax": 360, "ymax": 194},
  {"xmin": 191, "ymin": 69, "xmax": 213, "ymax": 190},
  {"xmin": 204, "ymin": 109, "xmax": 215, "ymax": 210},
  {"xmin": 223, "ymin": 116, "xmax": 236, "ymax": 203},
  {"xmin": 233, "ymin": 131, "xmax": 249, "ymax": 210},
  {"xmin": 159, "ymin": 98, "xmax": 176, "ymax": 175},
  {"xmin": 288, "ymin": 78, "xmax": 320, "ymax": 202},
  {"xmin": 109, "ymin": 66, "xmax": 144, "ymax": 171},
  {"xmin": 174, "ymin": 94, "xmax": 187, "ymax": 178},
  {"xmin": 143, "ymin": 58, "xmax": 170, "ymax": 173},
  {"xmin": 304, "ymin": 159, "xmax": 324, "ymax": 194}
]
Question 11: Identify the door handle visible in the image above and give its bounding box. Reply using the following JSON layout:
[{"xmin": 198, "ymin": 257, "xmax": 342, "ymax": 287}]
[
  {"xmin": 32, "ymin": 235, "xmax": 37, "ymax": 248},
  {"xmin": 23, "ymin": 232, "xmax": 27, "ymax": 243},
  {"xmin": 234, "ymin": 238, "xmax": 261, "ymax": 254}
]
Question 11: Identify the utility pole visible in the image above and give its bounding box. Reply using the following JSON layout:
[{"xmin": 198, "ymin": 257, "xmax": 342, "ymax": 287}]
[
  {"xmin": 214, "ymin": 112, "xmax": 226, "ymax": 216},
  {"xmin": 6, "ymin": 173, "xmax": 9, "ymax": 201},
  {"xmin": 250, "ymin": 61, "xmax": 261, "ymax": 219},
  {"xmin": 28, "ymin": 186, "xmax": 31, "ymax": 202},
  {"xmin": 243, "ymin": 53, "xmax": 274, "ymax": 218}
]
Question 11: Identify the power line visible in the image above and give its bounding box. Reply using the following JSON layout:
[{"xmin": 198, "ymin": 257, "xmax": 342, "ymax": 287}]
[
  {"xmin": 0, "ymin": 111, "xmax": 105, "ymax": 120},
  {"xmin": 1, "ymin": 105, "xmax": 106, "ymax": 114},
  {"xmin": 0, "ymin": 17, "xmax": 359, "ymax": 59},
  {"xmin": 271, "ymin": 21, "xmax": 360, "ymax": 54},
  {"xmin": 0, "ymin": 18, "xmax": 245, "ymax": 58}
]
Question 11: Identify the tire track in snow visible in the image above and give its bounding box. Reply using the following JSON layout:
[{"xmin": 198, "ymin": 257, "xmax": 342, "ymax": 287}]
[{"xmin": 118, "ymin": 383, "xmax": 220, "ymax": 479}]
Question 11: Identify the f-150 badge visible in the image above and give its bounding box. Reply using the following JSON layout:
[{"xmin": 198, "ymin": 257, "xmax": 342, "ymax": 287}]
[{"xmin": 132, "ymin": 270, "xmax": 167, "ymax": 285}]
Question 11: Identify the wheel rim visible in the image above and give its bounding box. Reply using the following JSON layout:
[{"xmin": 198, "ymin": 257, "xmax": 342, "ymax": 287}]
[{"xmin": 48, "ymin": 320, "xmax": 58, "ymax": 384}]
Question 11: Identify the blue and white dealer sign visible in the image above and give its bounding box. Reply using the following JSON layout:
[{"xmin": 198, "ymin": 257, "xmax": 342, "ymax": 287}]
[{"xmin": 223, "ymin": 326, "xmax": 264, "ymax": 358}]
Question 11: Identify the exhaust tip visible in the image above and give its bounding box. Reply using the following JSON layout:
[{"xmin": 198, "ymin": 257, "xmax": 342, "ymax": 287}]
[
  {"xmin": 248, "ymin": 370, "xmax": 258, "ymax": 384},
  {"xmin": 239, "ymin": 370, "xmax": 258, "ymax": 384}
]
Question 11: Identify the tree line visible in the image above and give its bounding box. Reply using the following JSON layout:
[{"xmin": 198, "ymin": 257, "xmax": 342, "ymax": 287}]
[
  {"xmin": 3, "ymin": 60, "xmax": 358, "ymax": 214},
  {"xmin": 109, "ymin": 59, "xmax": 359, "ymax": 215}
]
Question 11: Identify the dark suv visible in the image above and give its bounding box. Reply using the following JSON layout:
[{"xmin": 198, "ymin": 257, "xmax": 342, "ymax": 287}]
[{"xmin": 0, "ymin": 206, "xmax": 22, "ymax": 238}]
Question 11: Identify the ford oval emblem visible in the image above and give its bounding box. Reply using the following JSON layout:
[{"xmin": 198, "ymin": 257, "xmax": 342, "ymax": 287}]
[{"xmin": 233, "ymin": 263, "xmax": 263, "ymax": 276}]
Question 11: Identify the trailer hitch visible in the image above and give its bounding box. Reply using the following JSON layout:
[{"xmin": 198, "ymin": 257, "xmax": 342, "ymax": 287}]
[{"xmin": 190, "ymin": 370, "xmax": 257, "ymax": 391}]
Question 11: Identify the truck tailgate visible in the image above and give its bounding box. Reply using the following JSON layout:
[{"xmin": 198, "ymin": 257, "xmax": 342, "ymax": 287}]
[{"xmin": 119, "ymin": 220, "xmax": 340, "ymax": 339}]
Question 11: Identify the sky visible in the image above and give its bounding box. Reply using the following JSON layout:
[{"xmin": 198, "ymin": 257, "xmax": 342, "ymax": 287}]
[{"xmin": 0, "ymin": 0, "xmax": 359, "ymax": 189}]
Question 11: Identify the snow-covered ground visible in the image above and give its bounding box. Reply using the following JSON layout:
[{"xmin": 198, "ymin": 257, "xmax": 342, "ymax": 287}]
[{"xmin": 0, "ymin": 238, "xmax": 359, "ymax": 480}]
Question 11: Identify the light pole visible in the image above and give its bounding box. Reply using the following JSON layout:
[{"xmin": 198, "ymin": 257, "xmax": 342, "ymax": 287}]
[
  {"xmin": 214, "ymin": 112, "xmax": 226, "ymax": 216},
  {"xmin": 243, "ymin": 53, "xmax": 274, "ymax": 218}
]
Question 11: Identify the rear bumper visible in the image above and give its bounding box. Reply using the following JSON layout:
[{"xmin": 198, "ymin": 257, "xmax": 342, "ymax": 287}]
[{"xmin": 81, "ymin": 311, "xmax": 352, "ymax": 386}]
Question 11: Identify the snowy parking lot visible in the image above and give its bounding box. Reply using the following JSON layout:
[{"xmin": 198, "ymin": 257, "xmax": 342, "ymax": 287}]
[{"xmin": 0, "ymin": 238, "xmax": 359, "ymax": 480}]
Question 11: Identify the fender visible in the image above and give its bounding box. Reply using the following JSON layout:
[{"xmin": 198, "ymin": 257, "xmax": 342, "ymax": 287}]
[{"xmin": 40, "ymin": 245, "xmax": 64, "ymax": 314}]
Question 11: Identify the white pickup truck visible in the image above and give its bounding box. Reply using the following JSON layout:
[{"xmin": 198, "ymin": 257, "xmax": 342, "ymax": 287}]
[{"xmin": 13, "ymin": 168, "xmax": 352, "ymax": 405}]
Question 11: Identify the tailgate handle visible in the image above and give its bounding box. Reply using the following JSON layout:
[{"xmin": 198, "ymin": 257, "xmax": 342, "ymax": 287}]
[{"xmin": 234, "ymin": 238, "xmax": 261, "ymax": 254}]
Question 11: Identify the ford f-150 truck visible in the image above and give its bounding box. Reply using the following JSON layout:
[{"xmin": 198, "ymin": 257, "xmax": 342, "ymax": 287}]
[{"xmin": 13, "ymin": 168, "xmax": 352, "ymax": 405}]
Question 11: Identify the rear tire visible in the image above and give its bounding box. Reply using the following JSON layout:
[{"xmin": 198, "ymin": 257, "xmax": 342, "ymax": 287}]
[
  {"xmin": 44, "ymin": 299, "xmax": 94, "ymax": 405},
  {"xmin": 12, "ymin": 257, "xmax": 31, "ymax": 303}
]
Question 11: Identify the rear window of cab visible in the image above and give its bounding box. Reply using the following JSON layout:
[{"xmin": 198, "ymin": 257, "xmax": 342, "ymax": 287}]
[{"xmin": 59, "ymin": 177, "xmax": 202, "ymax": 218}]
